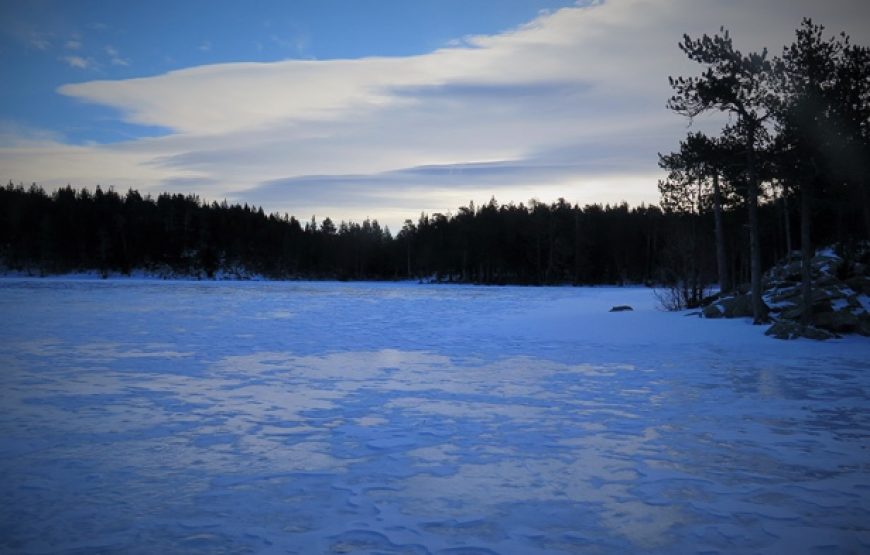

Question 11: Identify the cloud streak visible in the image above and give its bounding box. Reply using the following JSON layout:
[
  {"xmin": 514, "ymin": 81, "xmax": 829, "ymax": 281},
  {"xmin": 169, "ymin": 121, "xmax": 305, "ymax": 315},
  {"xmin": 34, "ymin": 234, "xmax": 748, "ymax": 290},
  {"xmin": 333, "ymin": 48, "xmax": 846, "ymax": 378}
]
[
  {"xmin": 3, "ymin": 0, "xmax": 869, "ymax": 229},
  {"xmin": 106, "ymin": 45, "xmax": 129, "ymax": 66},
  {"xmin": 60, "ymin": 55, "xmax": 94, "ymax": 69}
]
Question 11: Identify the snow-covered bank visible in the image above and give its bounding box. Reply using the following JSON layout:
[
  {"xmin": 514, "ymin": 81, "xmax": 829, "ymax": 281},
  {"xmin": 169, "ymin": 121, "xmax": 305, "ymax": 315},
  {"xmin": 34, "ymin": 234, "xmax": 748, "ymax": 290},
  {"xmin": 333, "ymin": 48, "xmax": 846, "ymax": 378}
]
[{"xmin": 1, "ymin": 280, "xmax": 868, "ymax": 553}]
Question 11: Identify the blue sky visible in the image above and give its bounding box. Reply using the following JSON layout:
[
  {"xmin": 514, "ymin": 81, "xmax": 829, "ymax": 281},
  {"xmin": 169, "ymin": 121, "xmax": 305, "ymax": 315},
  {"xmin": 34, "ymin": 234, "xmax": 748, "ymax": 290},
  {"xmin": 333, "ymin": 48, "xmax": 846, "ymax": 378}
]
[
  {"xmin": 2, "ymin": 0, "xmax": 868, "ymax": 229},
  {"xmin": 1, "ymin": 0, "xmax": 576, "ymax": 144}
]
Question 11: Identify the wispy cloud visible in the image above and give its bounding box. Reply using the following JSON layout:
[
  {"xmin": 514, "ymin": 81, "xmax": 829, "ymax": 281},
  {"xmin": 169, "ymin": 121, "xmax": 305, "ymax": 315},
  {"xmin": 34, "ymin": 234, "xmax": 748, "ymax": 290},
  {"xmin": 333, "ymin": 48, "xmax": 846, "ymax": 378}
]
[
  {"xmin": 198, "ymin": 41, "xmax": 212, "ymax": 52},
  {"xmin": 60, "ymin": 55, "xmax": 94, "ymax": 69},
  {"xmin": 28, "ymin": 32, "xmax": 52, "ymax": 51},
  {"xmin": 270, "ymin": 33, "xmax": 310, "ymax": 58},
  {"xmin": 0, "ymin": 120, "xmax": 66, "ymax": 147},
  {"xmin": 106, "ymin": 45, "xmax": 129, "ymax": 66},
  {"xmin": 65, "ymin": 39, "xmax": 82, "ymax": 50},
  {"xmin": 5, "ymin": 0, "xmax": 870, "ymax": 229}
]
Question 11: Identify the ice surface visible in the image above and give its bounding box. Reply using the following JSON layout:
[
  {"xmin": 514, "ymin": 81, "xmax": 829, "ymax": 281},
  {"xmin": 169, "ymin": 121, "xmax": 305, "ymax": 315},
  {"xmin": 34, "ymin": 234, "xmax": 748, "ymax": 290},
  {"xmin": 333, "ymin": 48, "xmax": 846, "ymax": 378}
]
[{"xmin": 1, "ymin": 279, "xmax": 869, "ymax": 554}]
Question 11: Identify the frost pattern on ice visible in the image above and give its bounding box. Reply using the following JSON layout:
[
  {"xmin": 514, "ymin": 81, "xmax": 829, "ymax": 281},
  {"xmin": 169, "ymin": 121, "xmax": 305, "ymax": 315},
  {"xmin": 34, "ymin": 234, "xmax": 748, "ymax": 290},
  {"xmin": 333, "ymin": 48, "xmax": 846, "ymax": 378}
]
[{"xmin": 0, "ymin": 280, "xmax": 868, "ymax": 554}]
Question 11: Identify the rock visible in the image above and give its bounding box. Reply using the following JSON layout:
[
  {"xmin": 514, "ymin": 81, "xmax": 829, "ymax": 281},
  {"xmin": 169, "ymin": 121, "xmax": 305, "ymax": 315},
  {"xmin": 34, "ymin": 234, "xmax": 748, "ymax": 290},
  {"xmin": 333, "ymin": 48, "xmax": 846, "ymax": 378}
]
[
  {"xmin": 718, "ymin": 295, "xmax": 743, "ymax": 317},
  {"xmin": 765, "ymin": 320, "xmax": 801, "ymax": 340},
  {"xmin": 703, "ymin": 293, "xmax": 771, "ymax": 319},
  {"xmin": 802, "ymin": 326, "xmax": 838, "ymax": 340},
  {"xmin": 814, "ymin": 275, "xmax": 840, "ymax": 288},
  {"xmin": 845, "ymin": 275, "xmax": 870, "ymax": 296},
  {"xmin": 812, "ymin": 298, "xmax": 835, "ymax": 314},
  {"xmin": 779, "ymin": 303, "xmax": 803, "ymax": 320},
  {"xmin": 813, "ymin": 310, "xmax": 859, "ymax": 333},
  {"xmin": 700, "ymin": 293, "xmax": 720, "ymax": 307},
  {"xmin": 703, "ymin": 303, "xmax": 724, "ymax": 319},
  {"xmin": 730, "ymin": 244, "xmax": 870, "ymax": 338},
  {"xmin": 770, "ymin": 288, "xmax": 800, "ymax": 304},
  {"xmin": 720, "ymin": 294, "xmax": 769, "ymax": 319},
  {"xmin": 609, "ymin": 305, "xmax": 633, "ymax": 312},
  {"xmin": 765, "ymin": 320, "xmax": 836, "ymax": 340}
]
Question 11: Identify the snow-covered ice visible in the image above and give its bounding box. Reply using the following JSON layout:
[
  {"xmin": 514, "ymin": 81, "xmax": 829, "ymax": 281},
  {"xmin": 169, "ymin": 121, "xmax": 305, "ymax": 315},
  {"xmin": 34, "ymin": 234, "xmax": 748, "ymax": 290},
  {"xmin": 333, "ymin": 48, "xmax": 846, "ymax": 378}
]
[{"xmin": 1, "ymin": 279, "xmax": 868, "ymax": 554}]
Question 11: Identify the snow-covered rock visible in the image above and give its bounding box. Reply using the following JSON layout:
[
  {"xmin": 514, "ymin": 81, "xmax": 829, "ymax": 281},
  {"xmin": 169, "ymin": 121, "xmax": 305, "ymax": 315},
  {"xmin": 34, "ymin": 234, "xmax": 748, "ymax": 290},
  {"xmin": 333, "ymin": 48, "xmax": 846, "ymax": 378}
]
[
  {"xmin": 763, "ymin": 245, "xmax": 870, "ymax": 338},
  {"xmin": 702, "ymin": 292, "xmax": 767, "ymax": 319},
  {"xmin": 703, "ymin": 244, "xmax": 870, "ymax": 339}
]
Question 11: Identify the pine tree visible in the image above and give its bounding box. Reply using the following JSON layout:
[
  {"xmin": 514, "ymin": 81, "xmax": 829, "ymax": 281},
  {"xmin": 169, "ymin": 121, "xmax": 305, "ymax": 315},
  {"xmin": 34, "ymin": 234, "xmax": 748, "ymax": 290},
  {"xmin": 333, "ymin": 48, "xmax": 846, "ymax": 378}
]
[{"xmin": 668, "ymin": 28, "xmax": 775, "ymax": 323}]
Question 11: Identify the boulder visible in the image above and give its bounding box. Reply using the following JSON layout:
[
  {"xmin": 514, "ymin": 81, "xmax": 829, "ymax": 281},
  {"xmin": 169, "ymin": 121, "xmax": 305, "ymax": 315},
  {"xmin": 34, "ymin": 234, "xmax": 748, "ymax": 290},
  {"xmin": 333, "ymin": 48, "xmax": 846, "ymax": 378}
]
[
  {"xmin": 765, "ymin": 320, "xmax": 836, "ymax": 340},
  {"xmin": 719, "ymin": 295, "xmax": 746, "ymax": 317},
  {"xmin": 720, "ymin": 294, "xmax": 769, "ymax": 319},
  {"xmin": 712, "ymin": 244, "xmax": 870, "ymax": 338},
  {"xmin": 703, "ymin": 303, "xmax": 724, "ymax": 319},
  {"xmin": 609, "ymin": 305, "xmax": 633, "ymax": 312},
  {"xmin": 770, "ymin": 288, "xmax": 801, "ymax": 304},
  {"xmin": 700, "ymin": 293, "xmax": 721, "ymax": 307},
  {"xmin": 779, "ymin": 303, "xmax": 803, "ymax": 321},
  {"xmin": 845, "ymin": 275, "xmax": 870, "ymax": 296},
  {"xmin": 780, "ymin": 298, "xmax": 836, "ymax": 320},
  {"xmin": 814, "ymin": 310, "xmax": 859, "ymax": 333},
  {"xmin": 802, "ymin": 325, "xmax": 838, "ymax": 341},
  {"xmin": 703, "ymin": 293, "xmax": 771, "ymax": 319},
  {"xmin": 765, "ymin": 320, "xmax": 801, "ymax": 340}
]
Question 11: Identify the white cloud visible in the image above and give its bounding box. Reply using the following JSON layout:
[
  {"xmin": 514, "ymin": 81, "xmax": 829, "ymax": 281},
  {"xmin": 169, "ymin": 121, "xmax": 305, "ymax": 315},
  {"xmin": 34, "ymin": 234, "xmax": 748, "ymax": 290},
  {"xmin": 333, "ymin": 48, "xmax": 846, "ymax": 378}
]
[
  {"xmin": 28, "ymin": 33, "xmax": 51, "ymax": 50},
  {"xmin": 198, "ymin": 40, "xmax": 211, "ymax": 52},
  {"xmin": 106, "ymin": 45, "xmax": 130, "ymax": 66},
  {"xmin": 0, "ymin": 121, "xmax": 66, "ymax": 147},
  {"xmin": 0, "ymin": 129, "xmax": 186, "ymax": 191},
  {"xmin": 5, "ymin": 0, "xmax": 870, "ymax": 229},
  {"xmin": 61, "ymin": 55, "xmax": 94, "ymax": 69},
  {"xmin": 65, "ymin": 39, "xmax": 82, "ymax": 50}
]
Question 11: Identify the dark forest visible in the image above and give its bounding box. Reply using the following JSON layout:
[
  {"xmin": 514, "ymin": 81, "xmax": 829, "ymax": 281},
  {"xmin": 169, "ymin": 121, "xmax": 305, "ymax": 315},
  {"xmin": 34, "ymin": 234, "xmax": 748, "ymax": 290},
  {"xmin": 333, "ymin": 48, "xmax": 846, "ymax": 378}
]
[{"xmin": 0, "ymin": 180, "xmax": 865, "ymax": 285}]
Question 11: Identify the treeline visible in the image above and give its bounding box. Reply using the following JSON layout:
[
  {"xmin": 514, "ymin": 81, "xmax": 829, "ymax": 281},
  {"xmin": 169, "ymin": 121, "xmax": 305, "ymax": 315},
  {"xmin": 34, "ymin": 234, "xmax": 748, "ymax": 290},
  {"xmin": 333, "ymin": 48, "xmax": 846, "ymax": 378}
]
[
  {"xmin": 2, "ymin": 181, "xmax": 862, "ymax": 285},
  {"xmin": 0, "ymin": 183, "xmax": 663, "ymax": 283},
  {"xmin": 0, "ymin": 183, "xmax": 391, "ymax": 280}
]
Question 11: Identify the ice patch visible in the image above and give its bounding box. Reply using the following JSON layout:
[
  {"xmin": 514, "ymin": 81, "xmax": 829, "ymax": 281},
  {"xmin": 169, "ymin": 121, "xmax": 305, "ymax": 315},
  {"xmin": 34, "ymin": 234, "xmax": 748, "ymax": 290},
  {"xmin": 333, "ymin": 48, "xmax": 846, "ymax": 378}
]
[{"xmin": 1, "ymin": 280, "xmax": 868, "ymax": 553}]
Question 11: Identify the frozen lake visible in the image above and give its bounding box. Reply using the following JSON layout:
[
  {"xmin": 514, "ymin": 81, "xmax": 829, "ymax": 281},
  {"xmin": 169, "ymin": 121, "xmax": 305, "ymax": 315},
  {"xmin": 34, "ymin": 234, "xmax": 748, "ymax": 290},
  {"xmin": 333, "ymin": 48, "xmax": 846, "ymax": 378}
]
[{"xmin": 1, "ymin": 279, "xmax": 869, "ymax": 554}]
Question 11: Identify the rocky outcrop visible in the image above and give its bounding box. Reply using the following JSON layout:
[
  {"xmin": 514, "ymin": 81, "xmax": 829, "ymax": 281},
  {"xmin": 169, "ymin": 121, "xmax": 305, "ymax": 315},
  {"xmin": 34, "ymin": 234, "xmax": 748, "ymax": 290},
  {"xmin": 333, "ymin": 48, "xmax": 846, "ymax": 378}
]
[
  {"xmin": 702, "ymin": 293, "xmax": 768, "ymax": 320},
  {"xmin": 702, "ymin": 244, "xmax": 870, "ymax": 340},
  {"xmin": 764, "ymin": 320, "xmax": 836, "ymax": 341},
  {"xmin": 609, "ymin": 305, "xmax": 633, "ymax": 312}
]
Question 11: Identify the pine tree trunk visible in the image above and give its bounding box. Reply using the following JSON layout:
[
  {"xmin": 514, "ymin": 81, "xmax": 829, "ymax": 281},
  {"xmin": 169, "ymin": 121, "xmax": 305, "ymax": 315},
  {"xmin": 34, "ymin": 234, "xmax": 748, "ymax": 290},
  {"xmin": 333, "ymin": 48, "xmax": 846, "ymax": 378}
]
[
  {"xmin": 862, "ymin": 181, "xmax": 870, "ymax": 241},
  {"xmin": 800, "ymin": 180, "xmax": 813, "ymax": 327},
  {"xmin": 782, "ymin": 187, "xmax": 793, "ymax": 255},
  {"xmin": 747, "ymin": 131, "xmax": 765, "ymax": 324},
  {"xmin": 711, "ymin": 173, "xmax": 730, "ymax": 294}
]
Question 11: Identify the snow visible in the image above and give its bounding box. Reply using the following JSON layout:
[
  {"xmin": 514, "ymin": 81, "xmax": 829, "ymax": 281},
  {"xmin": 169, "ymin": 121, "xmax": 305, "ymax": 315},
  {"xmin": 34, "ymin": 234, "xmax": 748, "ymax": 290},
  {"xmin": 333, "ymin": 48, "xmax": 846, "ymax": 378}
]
[
  {"xmin": 815, "ymin": 246, "xmax": 839, "ymax": 259},
  {"xmin": 1, "ymin": 279, "xmax": 868, "ymax": 554}
]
